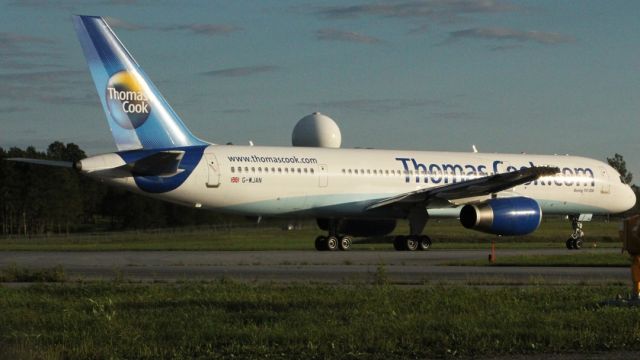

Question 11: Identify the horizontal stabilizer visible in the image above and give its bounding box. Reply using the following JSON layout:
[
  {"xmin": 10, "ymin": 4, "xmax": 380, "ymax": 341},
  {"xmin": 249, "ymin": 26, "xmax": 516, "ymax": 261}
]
[
  {"xmin": 120, "ymin": 150, "xmax": 184, "ymax": 176},
  {"xmin": 5, "ymin": 158, "xmax": 75, "ymax": 168}
]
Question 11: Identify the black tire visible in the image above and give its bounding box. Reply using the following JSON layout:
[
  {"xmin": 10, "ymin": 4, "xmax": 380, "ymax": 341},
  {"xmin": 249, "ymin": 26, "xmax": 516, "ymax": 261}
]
[
  {"xmin": 339, "ymin": 236, "xmax": 352, "ymax": 251},
  {"xmin": 574, "ymin": 239, "xmax": 583, "ymax": 250},
  {"xmin": 393, "ymin": 236, "xmax": 406, "ymax": 251},
  {"xmin": 418, "ymin": 235, "xmax": 432, "ymax": 251},
  {"xmin": 315, "ymin": 236, "xmax": 327, "ymax": 251},
  {"xmin": 405, "ymin": 236, "xmax": 419, "ymax": 251},
  {"xmin": 326, "ymin": 236, "xmax": 339, "ymax": 251},
  {"xmin": 566, "ymin": 238, "xmax": 574, "ymax": 250}
]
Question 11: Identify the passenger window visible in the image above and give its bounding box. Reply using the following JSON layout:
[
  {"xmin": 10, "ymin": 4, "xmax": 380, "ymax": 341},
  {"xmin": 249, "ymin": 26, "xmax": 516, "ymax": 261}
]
[
  {"xmin": 244, "ymin": 167, "xmax": 249, "ymax": 172},
  {"xmin": 231, "ymin": 167, "xmax": 235, "ymax": 173},
  {"xmin": 310, "ymin": 168, "xmax": 314, "ymax": 174}
]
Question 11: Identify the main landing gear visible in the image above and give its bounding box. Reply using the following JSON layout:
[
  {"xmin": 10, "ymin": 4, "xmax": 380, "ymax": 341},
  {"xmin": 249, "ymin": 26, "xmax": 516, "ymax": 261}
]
[
  {"xmin": 394, "ymin": 208, "xmax": 431, "ymax": 251},
  {"xmin": 393, "ymin": 235, "xmax": 432, "ymax": 251},
  {"xmin": 566, "ymin": 215, "xmax": 585, "ymax": 250},
  {"xmin": 315, "ymin": 219, "xmax": 352, "ymax": 251},
  {"xmin": 315, "ymin": 235, "xmax": 353, "ymax": 251}
]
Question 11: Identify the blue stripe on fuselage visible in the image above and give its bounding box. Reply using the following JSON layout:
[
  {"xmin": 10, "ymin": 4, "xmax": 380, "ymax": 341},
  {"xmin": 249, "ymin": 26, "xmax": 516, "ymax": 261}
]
[{"xmin": 117, "ymin": 145, "xmax": 206, "ymax": 193}]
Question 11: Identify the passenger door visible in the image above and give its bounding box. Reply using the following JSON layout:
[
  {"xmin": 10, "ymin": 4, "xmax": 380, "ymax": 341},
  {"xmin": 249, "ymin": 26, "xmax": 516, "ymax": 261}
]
[
  {"xmin": 599, "ymin": 166, "xmax": 610, "ymax": 194},
  {"xmin": 318, "ymin": 164, "xmax": 328, "ymax": 187},
  {"xmin": 204, "ymin": 153, "xmax": 220, "ymax": 188}
]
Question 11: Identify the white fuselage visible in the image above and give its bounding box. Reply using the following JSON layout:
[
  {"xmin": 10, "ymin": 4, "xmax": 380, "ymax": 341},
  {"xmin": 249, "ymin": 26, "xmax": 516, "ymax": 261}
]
[{"xmin": 84, "ymin": 145, "xmax": 636, "ymax": 219}]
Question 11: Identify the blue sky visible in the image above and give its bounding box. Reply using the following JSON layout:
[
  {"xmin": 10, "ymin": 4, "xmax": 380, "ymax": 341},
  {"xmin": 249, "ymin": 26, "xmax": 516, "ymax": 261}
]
[{"xmin": 1, "ymin": 1, "xmax": 639, "ymax": 177}]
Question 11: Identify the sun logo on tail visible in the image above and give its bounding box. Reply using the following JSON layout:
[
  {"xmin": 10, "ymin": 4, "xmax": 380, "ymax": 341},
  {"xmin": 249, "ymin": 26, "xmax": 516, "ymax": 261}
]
[{"xmin": 106, "ymin": 71, "xmax": 151, "ymax": 129}]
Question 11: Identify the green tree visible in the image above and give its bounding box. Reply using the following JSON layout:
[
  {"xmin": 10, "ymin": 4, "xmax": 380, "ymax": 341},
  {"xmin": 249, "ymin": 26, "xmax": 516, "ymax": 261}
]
[
  {"xmin": 607, "ymin": 153, "xmax": 632, "ymax": 184},
  {"xmin": 607, "ymin": 153, "xmax": 639, "ymax": 214}
]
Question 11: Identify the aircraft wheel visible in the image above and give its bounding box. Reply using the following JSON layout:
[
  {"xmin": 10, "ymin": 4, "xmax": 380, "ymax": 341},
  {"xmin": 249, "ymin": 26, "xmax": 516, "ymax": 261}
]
[
  {"xmin": 315, "ymin": 236, "xmax": 327, "ymax": 251},
  {"xmin": 418, "ymin": 235, "xmax": 432, "ymax": 251},
  {"xmin": 339, "ymin": 236, "xmax": 352, "ymax": 251},
  {"xmin": 326, "ymin": 236, "xmax": 339, "ymax": 251},
  {"xmin": 566, "ymin": 238, "xmax": 574, "ymax": 250},
  {"xmin": 405, "ymin": 236, "xmax": 419, "ymax": 251},
  {"xmin": 393, "ymin": 236, "xmax": 406, "ymax": 251},
  {"xmin": 574, "ymin": 238, "xmax": 583, "ymax": 250}
]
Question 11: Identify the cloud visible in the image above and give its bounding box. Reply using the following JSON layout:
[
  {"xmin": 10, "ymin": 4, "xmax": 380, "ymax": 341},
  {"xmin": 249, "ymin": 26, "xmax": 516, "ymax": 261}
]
[
  {"xmin": 444, "ymin": 27, "xmax": 575, "ymax": 45},
  {"xmin": 0, "ymin": 106, "xmax": 30, "ymax": 114},
  {"xmin": 299, "ymin": 98, "xmax": 443, "ymax": 113},
  {"xmin": 104, "ymin": 17, "xmax": 146, "ymax": 31},
  {"xmin": 158, "ymin": 24, "xmax": 242, "ymax": 36},
  {"xmin": 314, "ymin": 0, "xmax": 518, "ymax": 22},
  {"xmin": 9, "ymin": 0, "xmax": 148, "ymax": 7},
  {"xmin": 0, "ymin": 32, "xmax": 53, "ymax": 47},
  {"xmin": 0, "ymin": 31, "xmax": 59, "ymax": 71},
  {"xmin": 0, "ymin": 70, "xmax": 96, "ymax": 107},
  {"xmin": 430, "ymin": 111, "xmax": 475, "ymax": 120},
  {"xmin": 489, "ymin": 44, "xmax": 524, "ymax": 51},
  {"xmin": 216, "ymin": 109, "xmax": 251, "ymax": 114},
  {"xmin": 105, "ymin": 17, "xmax": 242, "ymax": 36},
  {"xmin": 316, "ymin": 28, "xmax": 383, "ymax": 44},
  {"xmin": 202, "ymin": 65, "xmax": 279, "ymax": 77}
]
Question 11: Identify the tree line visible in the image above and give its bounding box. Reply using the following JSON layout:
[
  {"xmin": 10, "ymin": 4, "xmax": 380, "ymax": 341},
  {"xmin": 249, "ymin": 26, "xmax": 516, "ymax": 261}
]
[
  {"xmin": 0, "ymin": 142, "xmax": 229, "ymax": 236},
  {"xmin": 1, "ymin": 142, "xmax": 638, "ymax": 236}
]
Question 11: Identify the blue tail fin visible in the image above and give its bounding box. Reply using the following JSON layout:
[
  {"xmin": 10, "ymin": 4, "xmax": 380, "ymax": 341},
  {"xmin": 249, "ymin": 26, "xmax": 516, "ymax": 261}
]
[{"xmin": 73, "ymin": 15, "xmax": 207, "ymax": 151}]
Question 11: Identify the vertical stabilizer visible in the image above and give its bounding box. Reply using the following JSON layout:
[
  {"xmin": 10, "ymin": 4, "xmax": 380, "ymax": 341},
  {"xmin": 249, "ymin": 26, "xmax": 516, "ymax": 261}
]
[{"xmin": 73, "ymin": 15, "xmax": 206, "ymax": 150}]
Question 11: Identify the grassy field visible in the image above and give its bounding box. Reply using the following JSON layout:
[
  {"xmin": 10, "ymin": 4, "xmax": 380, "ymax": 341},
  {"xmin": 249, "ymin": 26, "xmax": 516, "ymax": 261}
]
[
  {"xmin": 0, "ymin": 282, "xmax": 638, "ymax": 359},
  {"xmin": 0, "ymin": 217, "xmax": 623, "ymax": 251},
  {"xmin": 447, "ymin": 253, "xmax": 633, "ymax": 267}
]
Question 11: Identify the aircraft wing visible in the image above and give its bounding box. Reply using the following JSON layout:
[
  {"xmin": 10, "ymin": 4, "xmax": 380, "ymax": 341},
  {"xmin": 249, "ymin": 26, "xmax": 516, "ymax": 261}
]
[{"xmin": 366, "ymin": 166, "xmax": 560, "ymax": 210}]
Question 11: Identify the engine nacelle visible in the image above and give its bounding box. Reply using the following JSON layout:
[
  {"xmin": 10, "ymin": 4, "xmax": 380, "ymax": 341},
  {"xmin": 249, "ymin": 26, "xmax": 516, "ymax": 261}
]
[
  {"xmin": 317, "ymin": 218, "xmax": 396, "ymax": 237},
  {"xmin": 459, "ymin": 197, "xmax": 542, "ymax": 236}
]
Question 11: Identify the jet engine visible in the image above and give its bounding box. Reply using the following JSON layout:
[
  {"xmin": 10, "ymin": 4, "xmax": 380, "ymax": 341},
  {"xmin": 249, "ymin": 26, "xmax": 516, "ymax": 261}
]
[
  {"xmin": 459, "ymin": 197, "xmax": 542, "ymax": 236},
  {"xmin": 317, "ymin": 218, "xmax": 396, "ymax": 237}
]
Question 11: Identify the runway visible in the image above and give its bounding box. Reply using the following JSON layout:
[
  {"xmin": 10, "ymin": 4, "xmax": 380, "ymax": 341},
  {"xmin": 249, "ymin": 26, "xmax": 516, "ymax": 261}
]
[{"xmin": 0, "ymin": 248, "xmax": 629, "ymax": 284}]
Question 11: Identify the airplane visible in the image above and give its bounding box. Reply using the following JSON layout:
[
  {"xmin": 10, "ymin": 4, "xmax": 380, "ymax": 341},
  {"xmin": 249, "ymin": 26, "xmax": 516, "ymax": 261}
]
[{"xmin": 7, "ymin": 15, "xmax": 636, "ymax": 252}]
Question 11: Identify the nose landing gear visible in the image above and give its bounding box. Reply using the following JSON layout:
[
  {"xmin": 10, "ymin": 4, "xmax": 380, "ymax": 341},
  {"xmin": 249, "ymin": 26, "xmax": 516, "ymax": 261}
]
[{"xmin": 566, "ymin": 215, "xmax": 585, "ymax": 250}]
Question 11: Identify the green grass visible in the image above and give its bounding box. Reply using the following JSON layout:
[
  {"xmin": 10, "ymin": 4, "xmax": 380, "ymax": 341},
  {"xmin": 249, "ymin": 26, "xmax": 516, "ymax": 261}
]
[
  {"xmin": 0, "ymin": 264, "xmax": 66, "ymax": 282},
  {"xmin": 0, "ymin": 218, "xmax": 623, "ymax": 251},
  {"xmin": 0, "ymin": 282, "xmax": 638, "ymax": 359},
  {"xmin": 447, "ymin": 253, "xmax": 633, "ymax": 267}
]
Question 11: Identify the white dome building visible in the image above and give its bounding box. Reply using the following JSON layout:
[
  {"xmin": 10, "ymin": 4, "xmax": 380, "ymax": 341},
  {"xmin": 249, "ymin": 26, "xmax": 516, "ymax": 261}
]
[{"xmin": 291, "ymin": 112, "xmax": 341, "ymax": 148}]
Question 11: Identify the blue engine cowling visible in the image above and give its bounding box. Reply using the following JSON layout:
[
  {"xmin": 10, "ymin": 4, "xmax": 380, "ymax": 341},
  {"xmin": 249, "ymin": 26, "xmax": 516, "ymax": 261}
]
[{"xmin": 459, "ymin": 197, "xmax": 542, "ymax": 236}]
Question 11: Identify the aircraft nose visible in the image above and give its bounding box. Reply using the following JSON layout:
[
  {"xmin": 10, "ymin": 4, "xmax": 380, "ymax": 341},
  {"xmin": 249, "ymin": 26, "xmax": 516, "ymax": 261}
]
[{"xmin": 621, "ymin": 184, "xmax": 637, "ymax": 212}]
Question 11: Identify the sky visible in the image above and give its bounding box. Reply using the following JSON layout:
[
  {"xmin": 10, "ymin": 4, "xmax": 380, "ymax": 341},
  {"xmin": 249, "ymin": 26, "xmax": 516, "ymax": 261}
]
[{"xmin": 1, "ymin": 0, "xmax": 639, "ymax": 178}]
